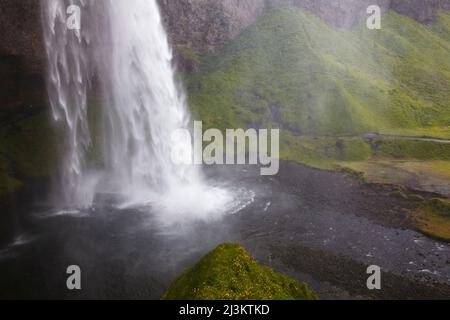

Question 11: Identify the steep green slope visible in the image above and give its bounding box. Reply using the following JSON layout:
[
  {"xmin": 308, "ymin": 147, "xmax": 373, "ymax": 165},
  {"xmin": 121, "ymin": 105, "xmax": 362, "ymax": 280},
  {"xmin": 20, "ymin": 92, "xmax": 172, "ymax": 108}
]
[
  {"xmin": 187, "ymin": 8, "xmax": 450, "ymax": 136},
  {"xmin": 162, "ymin": 243, "xmax": 317, "ymax": 300}
]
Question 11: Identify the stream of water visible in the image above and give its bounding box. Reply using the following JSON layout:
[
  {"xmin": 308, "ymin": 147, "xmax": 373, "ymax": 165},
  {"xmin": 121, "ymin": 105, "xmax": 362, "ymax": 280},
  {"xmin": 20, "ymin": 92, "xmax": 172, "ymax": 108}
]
[{"xmin": 40, "ymin": 0, "xmax": 245, "ymax": 221}]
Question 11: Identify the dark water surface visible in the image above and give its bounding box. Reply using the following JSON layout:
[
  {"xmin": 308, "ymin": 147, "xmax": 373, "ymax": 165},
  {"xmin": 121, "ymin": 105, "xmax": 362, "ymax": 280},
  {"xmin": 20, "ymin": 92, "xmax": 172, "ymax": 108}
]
[{"xmin": 1, "ymin": 162, "xmax": 450, "ymax": 299}]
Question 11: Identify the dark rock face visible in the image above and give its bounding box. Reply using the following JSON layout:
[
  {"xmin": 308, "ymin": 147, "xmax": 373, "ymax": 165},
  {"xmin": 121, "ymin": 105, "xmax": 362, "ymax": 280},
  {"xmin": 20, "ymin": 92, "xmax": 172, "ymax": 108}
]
[
  {"xmin": 0, "ymin": 0, "xmax": 45, "ymax": 109},
  {"xmin": 159, "ymin": 0, "xmax": 391, "ymax": 55},
  {"xmin": 157, "ymin": 0, "xmax": 448, "ymax": 70},
  {"xmin": 0, "ymin": 0, "xmax": 43, "ymax": 72},
  {"xmin": 272, "ymin": 0, "xmax": 450, "ymax": 26},
  {"xmin": 159, "ymin": 0, "xmax": 450, "ymax": 57},
  {"xmin": 391, "ymin": 0, "xmax": 450, "ymax": 24},
  {"xmin": 266, "ymin": 0, "xmax": 390, "ymax": 28},
  {"xmin": 159, "ymin": 0, "xmax": 265, "ymax": 53},
  {"xmin": 158, "ymin": 0, "xmax": 265, "ymax": 72}
]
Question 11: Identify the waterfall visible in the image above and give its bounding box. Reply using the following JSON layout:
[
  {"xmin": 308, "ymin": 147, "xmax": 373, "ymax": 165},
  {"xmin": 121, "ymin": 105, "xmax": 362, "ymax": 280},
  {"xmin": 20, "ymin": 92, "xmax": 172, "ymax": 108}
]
[
  {"xmin": 41, "ymin": 0, "xmax": 231, "ymax": 218},
  {"xmin": 41, "ymin": 0, "xmax": 91, "ymax": 206}
]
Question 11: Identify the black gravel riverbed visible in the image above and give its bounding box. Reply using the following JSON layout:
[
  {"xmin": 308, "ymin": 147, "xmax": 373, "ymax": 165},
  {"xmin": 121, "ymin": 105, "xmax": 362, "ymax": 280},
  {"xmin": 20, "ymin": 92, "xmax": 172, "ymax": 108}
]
[{"xmin": 1, "ymin": 162, "xmax": 449, "ymax": 299}]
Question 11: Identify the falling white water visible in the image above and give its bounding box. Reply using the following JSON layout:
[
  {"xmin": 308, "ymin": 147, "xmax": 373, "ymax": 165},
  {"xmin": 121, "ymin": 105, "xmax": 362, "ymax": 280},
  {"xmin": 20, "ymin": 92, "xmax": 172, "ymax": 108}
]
[
  {"xmin": 41, "ymin": 0, "xmax": 247, "ymax": 219},
  {"xmin": 41, "ymin": 0, "xmax": 91, "ymax": 206}
]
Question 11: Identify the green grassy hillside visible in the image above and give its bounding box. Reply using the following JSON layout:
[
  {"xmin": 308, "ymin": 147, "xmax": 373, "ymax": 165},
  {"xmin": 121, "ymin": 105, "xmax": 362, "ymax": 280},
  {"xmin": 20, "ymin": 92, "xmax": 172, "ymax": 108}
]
[
  {"xmin": 187, "ymin": 8, "xmax": 450, "ymax": 136},
  {"xmin": 1, "ymin": 7, "xmax": 449, "ymax": 196},
  {"xmin": 162, "ymin": 243, "xmax": 317, "ymax": 300}
]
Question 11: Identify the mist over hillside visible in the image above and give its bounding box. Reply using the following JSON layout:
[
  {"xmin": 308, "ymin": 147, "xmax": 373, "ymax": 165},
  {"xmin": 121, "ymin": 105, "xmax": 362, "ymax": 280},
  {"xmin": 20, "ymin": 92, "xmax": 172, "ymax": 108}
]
[{"xmin": 187, "ymin": 8, "xmax": 450, "ymax": 136}]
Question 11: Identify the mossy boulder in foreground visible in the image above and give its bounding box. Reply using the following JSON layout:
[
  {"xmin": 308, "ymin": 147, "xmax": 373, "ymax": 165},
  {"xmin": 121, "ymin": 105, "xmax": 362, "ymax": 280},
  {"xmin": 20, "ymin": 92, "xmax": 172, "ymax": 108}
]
[{"xmin": 162, "ymin": 243, "xmax": 317, "ymax": 300}]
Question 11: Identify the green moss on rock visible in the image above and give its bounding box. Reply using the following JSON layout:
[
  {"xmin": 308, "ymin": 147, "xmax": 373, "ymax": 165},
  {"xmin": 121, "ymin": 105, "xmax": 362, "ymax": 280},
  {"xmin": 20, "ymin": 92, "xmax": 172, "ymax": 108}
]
[
  {"xmin": 0, "ymin": 109, "xmax": 57, "ymax": 195},
  {"xmin": 374, "ymin": 139, "xmax": 450, "ymax": 160},
  {"xmin": 428, "ymin": 198, "xmax": 450, "ymax": 217},
  {"xmin": 162, "ymin": 243, "xmax": 317, "ymax": 300}
]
